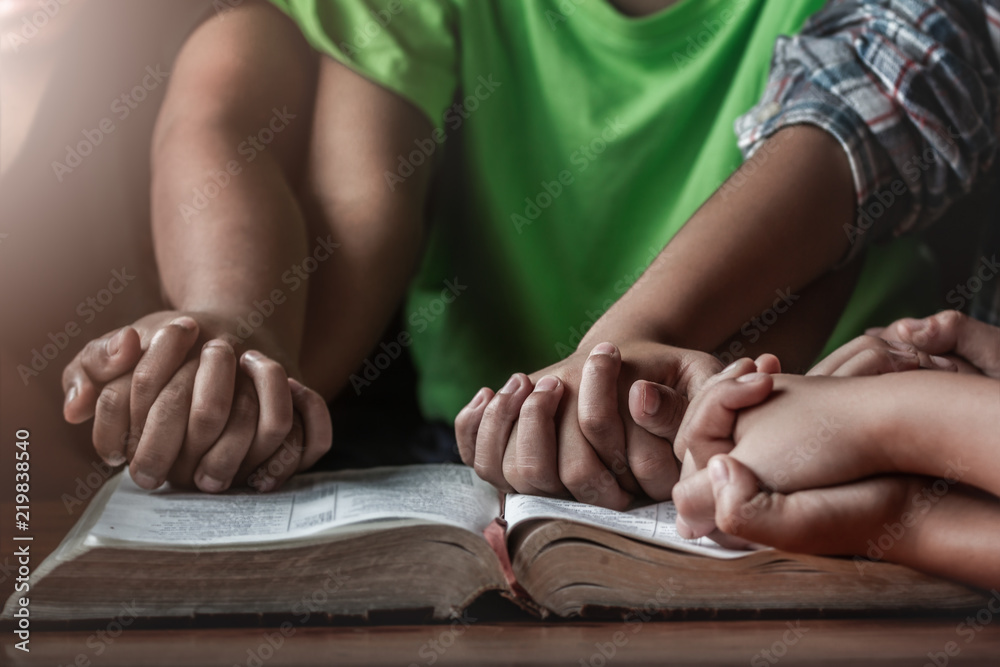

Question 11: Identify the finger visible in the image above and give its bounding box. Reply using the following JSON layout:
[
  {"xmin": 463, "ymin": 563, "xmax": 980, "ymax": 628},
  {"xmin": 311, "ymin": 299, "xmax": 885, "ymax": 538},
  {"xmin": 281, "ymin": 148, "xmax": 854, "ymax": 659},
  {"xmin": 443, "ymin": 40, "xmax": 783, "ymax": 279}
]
[
  {"xmin": 625, "ymin": 419, "xmax": 679, "ymax": 501},
  {"xmin": 627, "ymin": 380, "xmax": 687, "ymax": 441},
  {"xmin": 129, "ymin": 361, "xmax": 197, "ymax": 490},
  {"xmin": 829, "ymin": 346, "xmax": 919, "ymax": 377},
  {"xmin": 289, "ymin": 378, "xmax": 333, "ymax": 471},
  {"xmin": 62, "ymin": 327, "xmax": 142, "ymax": 423},
  {"xmin": 709, "ymin": 456, "xmax": 904, "ymax": 555},
  {"xmin": 236, "ymin": 351, "xmax": 294, "ymax": 486},
  {"xmin": 474, "ymin": 374, "xmax": 532, "ymax": 491},
  {"xmin": 187, "ymin": 341, "xmax": 238, "ymax": 454},
  {"xmin": 703, "ymin": 357, "xmax": 757, "ymax": 391},
  {"xmin": 672, "ymin": 464, "xmax": 718, "ymax": 539},
  {"xmin": 577, "ymin": 343, "xmax": 638, "ymax": 494},
  {"xmin": 92, "ymin": 374, "xmax": 134, "ymax": 466},
  {"xmin": 194, "ymin": 378, "xmax": 258, "ymax": 493},
  {"xmin": 558, "ymin": 399, "xmax": 632, "ymax": 510},
  {"xmin": 129, "ymin": 317, "xmax": 200, "ymax": 440},
  {"xmin": 165, "ymin": 342, "xmax": 239, "ymax": 488},
  {"xmin": 673, "ymin": 372, "xmax": 773, "ymax": 468},
  {"xmin": 248, "ymin": 413, "xmax": 304, "ymax": 493},
  {"xmin": 508, "ymin": 375, "xmax": 566, "ymax": 496},
  {"xmin": 455, "ymin": 388, "xmax": 493, "ymax": 468},
  {"xmin": 901, "ymin": 311, "xmax": 1000, "ymax": 378},
  {"xmin": 808, "ymin": 335, "xmax": 916, "ymax": 377},
  {"xmin": 754, "ymin": 353, "xmax": 781, "ymax": 374}
]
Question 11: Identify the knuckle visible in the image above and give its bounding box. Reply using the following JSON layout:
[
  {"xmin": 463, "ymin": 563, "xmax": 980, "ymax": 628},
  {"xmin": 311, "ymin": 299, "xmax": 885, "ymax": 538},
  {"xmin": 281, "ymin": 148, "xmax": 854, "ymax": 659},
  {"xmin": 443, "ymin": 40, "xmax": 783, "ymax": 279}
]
[
  {"xmin": 936, "ymin": 309, "xmax": 964, "ymax": 333},
  {"xmin": 96, "ymin": 386, "xmax": 125, "ymax": 416},
  {"xmin": 518, "ymin": 393, "xmax": 555, "ymax": 423},
  {"xmin": 578, "ymin": 412, "xmax": 616, "ymax": 441},
  {"xmin": 189, "ymin": 403, "xmax": 225, "ymax": 437},
  {"xmin": 560, "ymin": 459, "xmax": 598, "ymax": 492},
  {"xmin": 630, "ymin": 452, "xmax": 676, "ymax": 483},
  {"xmin": 230, "ymin": 391, "xmax": 260, "ymax": 423}
]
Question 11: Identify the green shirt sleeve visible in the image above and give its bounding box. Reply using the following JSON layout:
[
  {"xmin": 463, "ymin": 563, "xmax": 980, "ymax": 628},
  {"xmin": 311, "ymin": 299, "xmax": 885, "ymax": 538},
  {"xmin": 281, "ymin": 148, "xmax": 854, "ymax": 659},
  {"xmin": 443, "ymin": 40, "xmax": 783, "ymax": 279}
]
[{"xmin": 270, "ymin": 0, "xmax": 459, "ymax": 130}]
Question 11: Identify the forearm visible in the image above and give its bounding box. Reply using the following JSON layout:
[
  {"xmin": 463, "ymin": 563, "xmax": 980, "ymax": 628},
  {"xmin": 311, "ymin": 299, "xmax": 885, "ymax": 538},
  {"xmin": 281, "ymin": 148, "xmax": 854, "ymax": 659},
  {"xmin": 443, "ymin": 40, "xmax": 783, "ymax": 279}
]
[
  {"xmin": 150, "ymin": 2, "xmax": 316, "ymax": 363},
  {"xmin": 583, "ymin": 126, "xmax": 855, "ymax": 354},
  {"xmin": 890, "ymin": 481, "xmax": 1000, "ymax": 591},
  {"xmin": 869, "ymin": 373, "xmax": 1000, "ymax": 497}
]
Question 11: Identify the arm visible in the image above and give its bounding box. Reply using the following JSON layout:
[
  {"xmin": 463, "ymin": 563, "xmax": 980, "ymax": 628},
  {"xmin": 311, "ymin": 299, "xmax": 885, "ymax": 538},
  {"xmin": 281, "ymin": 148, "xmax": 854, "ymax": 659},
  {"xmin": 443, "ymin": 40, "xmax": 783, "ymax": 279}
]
[
  {"xmin": 458, "ymin": 0, "xmax": 1000, "ymax": 507},
  {"xmin": 706, "ymin": 457, "xmax": 1000, "ymax": 591}
]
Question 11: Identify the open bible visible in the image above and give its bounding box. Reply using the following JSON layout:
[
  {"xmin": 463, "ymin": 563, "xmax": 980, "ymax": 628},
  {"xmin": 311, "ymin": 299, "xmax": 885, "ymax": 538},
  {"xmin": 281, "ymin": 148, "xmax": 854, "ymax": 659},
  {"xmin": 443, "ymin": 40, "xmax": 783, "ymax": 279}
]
[{"xmin": 2, "ymin": 464, "xmax": 987, "ymax": 625}]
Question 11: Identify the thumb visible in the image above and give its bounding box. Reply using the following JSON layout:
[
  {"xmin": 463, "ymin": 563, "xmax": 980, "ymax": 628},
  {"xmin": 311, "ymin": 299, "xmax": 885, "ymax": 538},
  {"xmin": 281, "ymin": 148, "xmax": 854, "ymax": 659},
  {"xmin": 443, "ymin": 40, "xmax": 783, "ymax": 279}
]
[
  {"xmin": 62, "ymin": 326, "xmax": 142, "ymax": 423},
  {"xmin": 709, "ymin": 455, "xmax": 895, "ymax": 556},
  {"xmin": 901, "ymin": 311, "xmax": 1000, "ymax": 378},
  {"xmin": 628, "ymin": 380, "xmax": 687, "ymax": 441},
  {"xmin": 673, "ymin": 372, "xmax": 773, "ymax": 469}
]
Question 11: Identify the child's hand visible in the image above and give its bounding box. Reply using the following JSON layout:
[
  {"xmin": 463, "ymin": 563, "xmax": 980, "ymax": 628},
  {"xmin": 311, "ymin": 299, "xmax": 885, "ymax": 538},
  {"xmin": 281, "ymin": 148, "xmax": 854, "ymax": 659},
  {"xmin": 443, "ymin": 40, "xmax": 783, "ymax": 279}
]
[
  {"xmin": 806, "ymin": 333, "xmax": 956, "ymax": 376},
  {"xmin": 682, "ymin": 453, "xmax": 919, "ymax": 556},
  {"xmin": 671, "ymin": 373, "xmax": 897, "ymax": 539},
  {"xmin": 870, "ymin": 310, "xmax": 1000, "ymax": 378},
  {"xmin": 454, "ymin": 341, "xmax": 722, "ymax": 509},
  {"xmin": 61, "ymin": 311, "xmax": 331, "ymax": 492}
]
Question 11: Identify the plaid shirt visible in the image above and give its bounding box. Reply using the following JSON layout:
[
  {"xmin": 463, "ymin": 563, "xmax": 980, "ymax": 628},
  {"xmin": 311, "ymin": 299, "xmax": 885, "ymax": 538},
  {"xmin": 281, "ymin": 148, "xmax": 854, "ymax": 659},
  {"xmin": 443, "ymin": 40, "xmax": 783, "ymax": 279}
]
[{"xmin": 736, "ymin": 0, "xmax": 1000, "ymax": 324}]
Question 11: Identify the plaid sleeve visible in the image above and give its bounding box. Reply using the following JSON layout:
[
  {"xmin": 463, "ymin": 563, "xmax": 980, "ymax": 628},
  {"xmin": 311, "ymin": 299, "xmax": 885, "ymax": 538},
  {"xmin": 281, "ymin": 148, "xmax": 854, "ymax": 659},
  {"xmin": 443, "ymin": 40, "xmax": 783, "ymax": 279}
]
[{"xmin": 736, "ymin": 0, "xmax": 1000, "ymax": 265}]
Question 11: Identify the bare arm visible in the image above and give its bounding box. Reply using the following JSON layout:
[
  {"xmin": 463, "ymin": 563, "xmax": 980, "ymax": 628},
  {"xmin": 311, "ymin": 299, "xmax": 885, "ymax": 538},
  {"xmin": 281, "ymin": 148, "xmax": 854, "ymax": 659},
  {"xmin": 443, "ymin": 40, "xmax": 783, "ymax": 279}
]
[{"xmin": 150, "ymin": 0, "xmax": 317, "ymax": 367}]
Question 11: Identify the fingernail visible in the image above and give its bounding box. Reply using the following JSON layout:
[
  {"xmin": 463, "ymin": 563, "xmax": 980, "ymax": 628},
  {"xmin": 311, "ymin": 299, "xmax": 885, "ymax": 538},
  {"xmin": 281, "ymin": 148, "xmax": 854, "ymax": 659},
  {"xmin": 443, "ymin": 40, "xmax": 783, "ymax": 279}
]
[
  {"xmin": 107, "ymin": 328, "xmax": 127, "ymax": 356},
  {"xmin": 132, "ymin": 470, "xmax": 160, "ymax": 490},
  {"xmin": 675, "ymin": 515, "xmax": 694, "ymax": 540},
  {"xmin": 499, "ymin": 374, "xmax": 521, "ymax": 395},
  {"xmin": 888, "ymin": 349, "xmax": 917, "ymax": 360},
  {"xmin": 251, "ymin": 474, "xmax": 275, "ymax": 493},
  {"xmin": 242, "ymin": 350, "xmax": 263, "ymax": 364},
  {"xmin": 708, "ymin": 457, "xmax": 730, "ymax": 487},
  {"xmin": 736, "ymin": 372, "xmax": 767, "ymax": 384},
  {"xmin": 196, "ymin": 473, "xmax": 228, "ymax": 493},
  {"xmin": 203, "ymin": 340, "xmax": 233, "ymax": 354},
  {"xmin": 171, "ymin": 316, "xmax": 197, "ymax": 331},
  {"xmin": 590, "ymin": 342, "xmax": 617, "ymax": 357},
  {"xmin": 930, "ymin": 355, "xmax": 956, "ymax": 371},
  {"xmin": 641, "ymin": 384, "xmax": 661, "ymax": 416},
  {"xmin": 903, "ymin": 318, "xmax": 928, "ymax": 334},
  {"xmin": 721, "ymin": 360, "xmax": 741, "ymax": 374},
  {"xmin": 885, "ymin": 339, "xmax": 914, "ymax": 351},
  {"xmin": 64, "ymin": 384, "xmax": 78, "ymax": 407},
  {"xmin": 864, "ymin": 327, "xmax": 882, "ymax": 336},
  {"xmin": 469, "ymin": 388, "xmax": 489, "ymax": 409},
  {"xmin": 535, "ymin": 375, "xmax": 559, "ymax": 392},
  {"xmin": 105, "ymin": 453, "xmax": 126, "ymax": 467}
]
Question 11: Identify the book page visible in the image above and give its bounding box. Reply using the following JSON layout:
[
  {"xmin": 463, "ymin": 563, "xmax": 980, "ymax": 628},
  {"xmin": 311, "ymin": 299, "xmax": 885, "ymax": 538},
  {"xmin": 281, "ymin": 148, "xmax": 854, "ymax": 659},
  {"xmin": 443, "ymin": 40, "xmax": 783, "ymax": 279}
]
[
  {"xmin": 504, "ymin": 494, "xmax": 756, "ymax": 559},
  {"xmin": 86, "ymin": 464, "xmax": 501, "ymax": 547}
]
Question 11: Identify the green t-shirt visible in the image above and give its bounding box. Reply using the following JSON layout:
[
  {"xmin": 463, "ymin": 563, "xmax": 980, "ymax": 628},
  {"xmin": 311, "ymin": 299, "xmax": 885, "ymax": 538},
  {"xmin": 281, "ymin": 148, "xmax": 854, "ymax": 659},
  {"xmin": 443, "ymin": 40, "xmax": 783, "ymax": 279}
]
[{"xmin": 272, "ymin": 0, "xmax": 938, "ymax": 422}]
